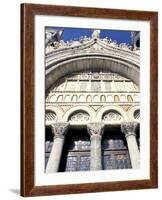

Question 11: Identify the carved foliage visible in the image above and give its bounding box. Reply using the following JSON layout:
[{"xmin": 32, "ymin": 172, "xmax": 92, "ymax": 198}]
[
  {"xmin": 69, "ymin": 111, "xmax": 90, "ymax": 122},
  {"xmin": 102, "ymin": 111, "xmax": 122, "ymax": 122},
  {"xmin": 87, "ymin": 123, "xmax": 104, "ymax": 137},
  {"xmin": 51, "ymin": 123, "xmax": 69, "ymax": 139},
  {"xmin": 121, "ymin": 122, "xmax": 138, "ymax": 137}
]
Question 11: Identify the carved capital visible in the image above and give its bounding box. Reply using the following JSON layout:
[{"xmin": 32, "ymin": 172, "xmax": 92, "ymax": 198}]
[
  {"xmin": 51, "ymin": 122, "xmax": 69, "ymax": 139},
  {"xmin": 87, "ymin": 123, "xmax": 104, "ymax": 138},
  {"xmin": 121, "ymin": 122, "xmax": 138, "ymax": 137}
]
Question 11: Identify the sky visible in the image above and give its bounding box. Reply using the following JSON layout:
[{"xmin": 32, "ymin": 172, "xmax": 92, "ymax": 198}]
[{"xmin": 46, "ymin": 26, "xmax": 134, "ymax": 45}]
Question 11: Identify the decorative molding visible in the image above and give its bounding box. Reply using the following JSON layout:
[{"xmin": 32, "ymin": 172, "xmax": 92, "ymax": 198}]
[
  {"xmin": 90, "ymin": 105, "xmax": 102, "ymax": 111},
  {"xmin": 59, "ymin": 105, "xmax": 73, "ymax": 111},
  {"xmin": 102, "ymin": 111, "xmax": 122, "ymax": 121},
  {"xmin": 121, "ymin": 122, "xmax": 138, "ymax": 137},
  {"xmin": 87, "ymin": 123, "xmax": 104, "ymax": 137},
  {"xmin": 63, "ymin": 72, "xmax": 129, "ymax": 81},
  {"xmin": 45, "ymin": 33, "xmax": 135, "ymax": 55},
  {"xmin": 51, "ymin": 122, "xmax": 69, "ymax": 139},
  {"xmin": 120, "ymin": 105, "xmax": 131, "ymax": 111},
  {"xmin": 46, "ymin": 112, "xmax": 57, "ymax": 122},
  {"xmin": 69, "ymin": 111, "xmax": 90, "ymax": 122},
  {"xmin": 92, "ymin": 30, "xmax": 101, "ymax": 38}
]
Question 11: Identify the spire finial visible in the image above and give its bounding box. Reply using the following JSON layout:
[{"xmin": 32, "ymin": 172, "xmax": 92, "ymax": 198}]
[{"xmin": 92, "ymin": 29, "xmax": 100, "ymax": 38}]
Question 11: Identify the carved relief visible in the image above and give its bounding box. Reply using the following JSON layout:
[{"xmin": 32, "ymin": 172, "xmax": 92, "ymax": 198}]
[
  {"xmin": 101, "ymin": 95, "xmax": 106, "ymax": 102},
  {"xmin": 86, "ymin": 95, "xmax": 92, "ymax": 102},
  {"xmin": 127, "ymin": 95, "xmax": 133, "ymax": 102},
  {"xmin": 49, "ymin": 94, "xmax": 57, "ymax": 102},
  {"xmin": 62, "ymin": 73, "xmax": 130, "ymax": 81},
  {"xmin": 102, "ymin": 111, "xmax": 122, "ymax": 122},
  {"xmin": 121, "ymin": 122, "xmax": 138, "ymax": 137},
  {"xmin": 87, "ymin": 123, "xmax": 104, "ymax": 137},
  {"xmin": 71, "ymin": 95, "xmax": 77, "ymax": 102},
  {"xmin": 90, "ymin": 105, "xmax": 102, "ymax": 111},
  {"xmin": 114, "ymin": 95, "xmax": 120, "ymax": 102},
  {"xmin": 120, "ymin": 105, "xmax": 131, "ymax": 111},
  {"xmin": 69, "ymin": 111, "xmax": 90, "ymax": 122},
  {"xmin": 59, "ymin": 105, "xmax": 73, "ymax": 112},
  {"xmin": 92, "ymin": 29, "xmax": 101, "ymax": 38},
  {"xmin": 46, "ymin": 111, "xmax": 57, "ymax": 122},
  {"xmin": 51, "ymin": 122, "xmax": 69, "ymax": 139},
  {"xmin": 57, "ymin": 95, "xmax": 63, "ymax": 102}
]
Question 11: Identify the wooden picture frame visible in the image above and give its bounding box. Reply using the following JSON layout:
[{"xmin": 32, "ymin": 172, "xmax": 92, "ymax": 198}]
[{"xmin": 21, "ymin": 3, "xmax": 158, "ymax": 197}]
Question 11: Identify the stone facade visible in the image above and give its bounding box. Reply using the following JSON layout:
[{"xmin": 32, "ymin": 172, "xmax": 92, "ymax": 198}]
[{"xmin": 45, "ymin": 29, "xmax": 140, "ymax": 173}]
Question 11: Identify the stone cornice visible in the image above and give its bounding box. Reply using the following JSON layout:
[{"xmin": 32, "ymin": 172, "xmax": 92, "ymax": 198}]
[{"xmin": 45, "ymin": 37, "xmax": 140, "ymax": 70}]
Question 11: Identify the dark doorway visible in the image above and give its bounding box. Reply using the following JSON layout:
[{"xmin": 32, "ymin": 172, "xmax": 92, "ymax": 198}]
[
  {"xmin": 59, "ymin": 127, "xmax": 90, "ymax": 172},
  {"xmin": 102, "ymin": 126, "xmax": 132, "ymax": 170}
]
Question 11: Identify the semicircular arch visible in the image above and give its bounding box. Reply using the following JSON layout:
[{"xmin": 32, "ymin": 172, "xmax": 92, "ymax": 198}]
[
  {"xmin": 46, "ymin": 55, "xmax": 139, "ymax": 92},
  {"xmin": 128, "ymin": 105, "xmax": 140, "ymax": 122},
  {"xmin": 45, "ymin": 105, "xmax": 64, "ymax": 123},
  {"xmin": 96, "ymin": 105, "xmax": 129, "ymax": 122},
  {"xmin": 63, "ymin": 105, "xmax": 96, "ymax": 122}
]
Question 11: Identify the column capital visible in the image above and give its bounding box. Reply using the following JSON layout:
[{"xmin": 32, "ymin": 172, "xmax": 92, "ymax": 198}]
[
  {"xmin": 51, "ymin": 122, "xmax": 69, "ymax": 139},
  {"xmin": 87, "ymin": 123, "xmax": 104, "ymax": 138},
  {"xmin": 121, "ymin": 122, "xmax": 138, "ymax": 137}
]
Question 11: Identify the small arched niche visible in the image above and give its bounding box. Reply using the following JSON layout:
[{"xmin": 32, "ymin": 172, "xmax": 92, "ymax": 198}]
[
  {"xmin": 68, "ymin": 110, "xmax": 90, "ymax": 123},
  {"xmin": 102, "ymin": 110, "xmax": 123, "ymax": 122}
]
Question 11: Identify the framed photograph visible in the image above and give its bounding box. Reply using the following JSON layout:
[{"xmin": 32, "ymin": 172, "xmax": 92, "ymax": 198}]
[{"xmin": 21, "ymin": 3, "xmax": 158, "ymax": 197}]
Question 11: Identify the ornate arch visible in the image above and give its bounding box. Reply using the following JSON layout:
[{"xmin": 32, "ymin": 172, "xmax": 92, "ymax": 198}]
[
  {"xmin": 102, "ymin": 110, "xmax": 123, "ymax": 122},
  {"xmin": 46, "ymin": 56, "xmax": 139, "ymax": 92},
  {"xmin": 68, "ymin": 111, "xmax": 90, "ymax": 123},
  {"xmin": 96, "ymin": 105, "xmax": 129, "ymax": 123},
  {"xmin": 45, "ymin": 105, "xmax": 64, "ymax": 123},
  {"xmin": 62, "ymin": 105, "xmax": 96, "ymax": 122},
  {"xmin": 128, "ymin": 105, "xmax": 140, "ymax": 122}
]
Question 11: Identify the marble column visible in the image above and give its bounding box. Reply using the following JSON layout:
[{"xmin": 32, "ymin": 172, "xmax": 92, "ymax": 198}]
[
  {"xmin": 87, "ymin": 123, "xmax": 104, "ymax": 170},
  {"xmin": 46, "ymin": 122, "xmax": 69, "ymax": 173},
  {"xmin": 121, "ymin": 122, "xmax": 140, "ymax": 169}
]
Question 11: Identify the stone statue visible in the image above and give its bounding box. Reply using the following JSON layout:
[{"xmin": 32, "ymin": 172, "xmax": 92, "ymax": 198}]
[{"xmin": 92, "ymin": 29, "xmax": 101, "ymax": 38}]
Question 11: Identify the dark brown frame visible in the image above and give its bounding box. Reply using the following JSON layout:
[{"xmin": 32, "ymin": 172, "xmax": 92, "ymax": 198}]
[{"xmin": 21, "ymin": 3, "xmax": 158, "ymax": 197}]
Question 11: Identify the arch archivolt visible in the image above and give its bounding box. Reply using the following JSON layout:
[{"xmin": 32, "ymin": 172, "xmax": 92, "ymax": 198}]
[
  {"xmin": 47, "ymin": 93, "xmax": 138, "ymax": 104},
  {"xmin": 128, "ymin": 105, "xmax": 140, "ymax": 122},
  {"xmin": 45, "ymin": 104, "xmax": 139, "ymax": 124},
  {"xmin": 96, "ymin": 105, "xmax": 129, "ymax": 124},
  {"xmin": 45, "ymin": 54, "xmax": 139, "ymax": 126},
  {"xmin": 62, "ymin": 105, "xmax": 96, "ymax": 123},
  {"xmin": 46, "ymin": 56, "xmax": 139, "ymax": 92},
  {"xmin": 45, "ymin": 105, "xmax": 64, "ymax": 125}
]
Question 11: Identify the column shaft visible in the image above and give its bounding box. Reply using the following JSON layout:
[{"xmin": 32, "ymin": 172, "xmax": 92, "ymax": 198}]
[
  {"xmin": 121, "ymin": 122, "xmax": 140, "ymax": 169},
  {"xmin": 125, "ymin": 133, "xmax": 140, "ymax": 168},
  {"xmin": 46, "ymin": 137, "xmax": 64, "ymax": 173},
  {"xmin": 45, "ymin": 123, "xmax": 69, "ymax": 173},
  {"xmin": 87, "ymin": 123, "xmax": 104, "ymax": 171},
  {"xmin": 90, "ymin": 135, "xmax": 102, "ymax": 170}
]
